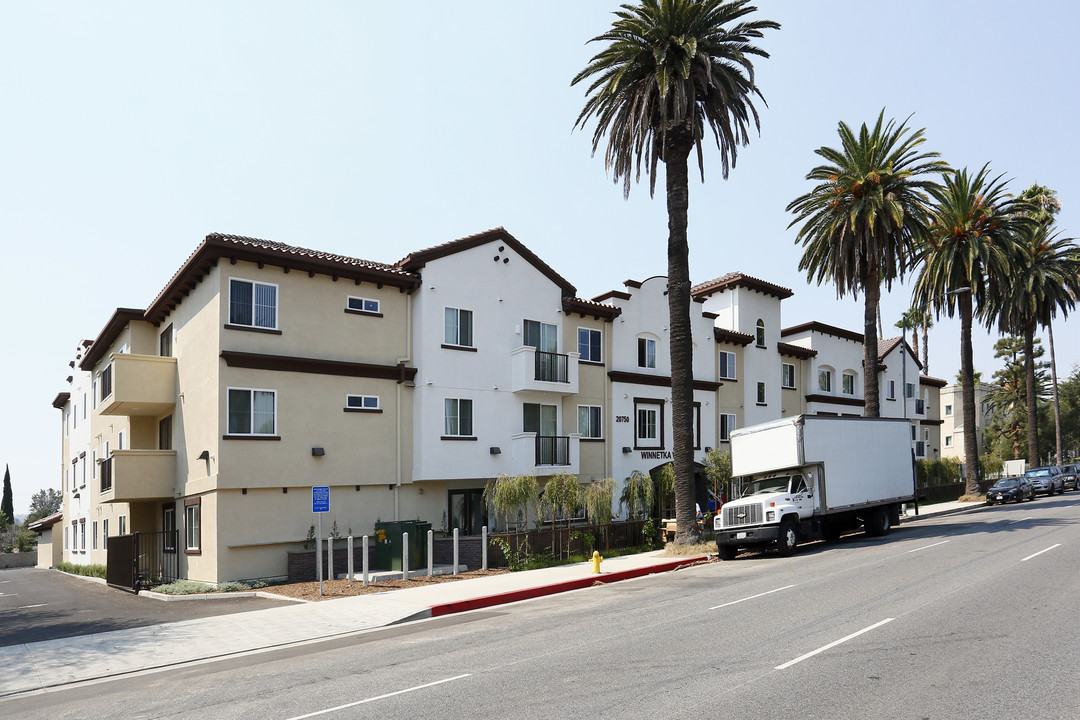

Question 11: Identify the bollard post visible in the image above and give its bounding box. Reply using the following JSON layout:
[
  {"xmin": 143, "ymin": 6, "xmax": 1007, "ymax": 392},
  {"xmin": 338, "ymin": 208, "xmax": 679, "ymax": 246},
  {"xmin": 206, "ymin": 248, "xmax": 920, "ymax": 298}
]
[
  {"xmin": 316, "ymin": 534, "xmax": 323, "ymax": 597},
  {"xmin": 453, "ymin": 528, "xmax": 459, "ymax": 576},
  {"xmin": 327, "ymin": 536, "xmax": 334, "ymax": 581},
  {"xmin": 362, "ymin": 535, "xmax": 369, "ymax": 587},
  {"xmin": 402, "ymin": 531, "xmax": 409, "ymax": 582},
  {"xmin": 427, "ymin": 529, "xmax": 434, "ymax": 577},
  {"xmin": 347, "ymin": 535, "xmax": 354, "ymax": 582},
  {"xmin": 482, "ymin": 525, "xmax": 488, "ymax": 571}
]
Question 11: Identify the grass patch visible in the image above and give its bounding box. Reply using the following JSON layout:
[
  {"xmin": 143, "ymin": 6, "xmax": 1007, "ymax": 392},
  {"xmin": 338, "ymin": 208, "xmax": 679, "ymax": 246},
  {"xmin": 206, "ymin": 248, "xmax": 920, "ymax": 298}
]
[
  {"xmin": 57, "ymin": 562, "xmax": 106, "ymax": 579},
  {"xmin": 957, "ymin": 494, "xmax": 986, "ymax": 503}
]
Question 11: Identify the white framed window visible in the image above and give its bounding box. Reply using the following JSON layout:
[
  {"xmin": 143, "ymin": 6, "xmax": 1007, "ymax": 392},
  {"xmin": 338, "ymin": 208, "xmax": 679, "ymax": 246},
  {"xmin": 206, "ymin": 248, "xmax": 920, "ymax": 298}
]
[
  {"xmin": 638, "ymin": 337, "xmax": 657, "ymax": 369},
  {"xmin": 92, "ymin": 450, "xmax": 97, "ymax": 479},
  {"xmin": 887, "ymin": 380, "xmax": 896, "ymax": 400},
  {"xmin": 444, "ymin": 307, "xmax": 473, "ymax": 347},
  {"xmin": 117, "ymin": 431, "xmax": 125, "ymax": 451},
  {"xmin": 755, "ymin": 319, "xmax": 766, "ymax": 347},
  {"xmin": 756, "ymin": 382, "xmax": 766, "ymax": 405},
  {"xmin": 118, "ymin": 515, "xmax": 127, "ymax": 536},
  {"xmin": 905, "ymin": 382, "xmax": 916, "ymax": 399},
  {"xmin": 227, "ymin": 388, "xmax": 277, "ymax": 436},
  {"xmin": 345, "ymin": 395, "xmax": 380, "ymax": 411},
  {"xmin": 444, "ymin": 398, "xmax": 474, "ymax": 437},
  {"xmin": 818, "ymin": 369, "xmax": 832, "ymax": 393},
  {"xmin": 719, "ymin": 351, "xmax": 736, "ymax": 380},
  {"xmin": 523, "ymin": 403, "xmax": 558, "ymax": 435},
  {"xmin": 63, "ymin": 525, "xmax": 68, "ymax": 550},
  {"xmin": 945, "ymin": 404, "xmax": 953, "ymax": 416},
  {"xmin": 945, "ymin": 435, "xmax": 953, "ymax": 447},
  {"xmin": 92, "ymin": 379, "xmax": 97, "ymax": 409},
  {"xmin": 842, "ymin": 373, "xmax": 855, "ymax": 395},
  {"xmin": 98, "ymin": 363, "xmax": 114, "ymax": 401},
  {"xmin": 184, "ymin": 499, "xmax": 201, "ymax": 553},
  {"xmin": 229, "ymin": 278, "xmax": 278, "ymax": 330},
  {"xmin": 163, "ymin": 506, "xmax": 176, "ymax": 552},
  {"xmin": 634, "ymin": 398, "xmax": 663, "ymax": 448},
  {"xmin": 80, "ymin": 456, "xmax": 86, "ymax": 488},
  {"xmin": 524, "ymin": 320, "xmax": 558, "ymax": 353},
  {"xmin": 720, "ymin": 414, "xmax": 737, "ymax": 442},
  {"xmin": 92, "ymin": 521, "xmax": 98, "ymax": 550},
  {"xmin": 577, "ymin": 405, "xmax": 602, "ymax": 439},
  {"xmin": 103, "ymin": 519, "xmax": 109, "ymax": 549},
  {"xmin": 782, "ymin": 363, "xmax": 796, "ymax": 389},
  {"xmin": 79, "ymin": 519, "xmax": 86, "ymax": 551},
  {"xmin": 347, "ymin": 296, "xmax": 381, "ymax": 315},
  {"xmin": 578, "ymin": 328, "xmax": 602, "ymax": 363}
]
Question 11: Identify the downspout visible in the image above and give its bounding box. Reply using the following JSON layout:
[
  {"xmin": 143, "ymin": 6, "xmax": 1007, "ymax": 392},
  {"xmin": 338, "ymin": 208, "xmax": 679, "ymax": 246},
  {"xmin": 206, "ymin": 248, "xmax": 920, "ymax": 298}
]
[{"xmin": 395, "ymin": 291, "xmax": 413, "ymax": 520}]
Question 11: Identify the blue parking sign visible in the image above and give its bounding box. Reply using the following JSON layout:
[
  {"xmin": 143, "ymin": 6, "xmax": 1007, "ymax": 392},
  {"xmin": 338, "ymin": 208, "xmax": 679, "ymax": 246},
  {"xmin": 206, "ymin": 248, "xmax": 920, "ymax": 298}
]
[{"xmin": 312, "ymin": 486, "xmax": 330, "ymax": 513}]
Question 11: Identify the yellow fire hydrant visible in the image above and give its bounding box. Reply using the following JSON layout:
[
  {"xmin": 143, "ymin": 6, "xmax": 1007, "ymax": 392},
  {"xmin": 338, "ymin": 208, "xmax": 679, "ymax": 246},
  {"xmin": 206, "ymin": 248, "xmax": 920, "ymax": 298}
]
[{"xmin": 591, "ymin": 550, "xmax": 603, "ymax": 574}]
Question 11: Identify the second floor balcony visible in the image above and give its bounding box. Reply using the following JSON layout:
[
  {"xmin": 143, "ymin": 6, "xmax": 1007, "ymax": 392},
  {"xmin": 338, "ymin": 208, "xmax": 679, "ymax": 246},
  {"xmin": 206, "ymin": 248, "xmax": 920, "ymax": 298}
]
[
  {"xmin": 510, "ymin": 346, "xmax": 579, "ymax": 395},
  {"xmin": 510, "ymin": 432, "xmax": 580, "ymax": 476},
  {"xmin": 906, "ymin": 397, "xmax": 927, "ymax": 418},
  {"xmin": 98, "ymin": 354, "xmax": 178, "ymax": 417},
  {"xmin": 98, "ymin": 450, "xmax": 176, "ymax": 503}
]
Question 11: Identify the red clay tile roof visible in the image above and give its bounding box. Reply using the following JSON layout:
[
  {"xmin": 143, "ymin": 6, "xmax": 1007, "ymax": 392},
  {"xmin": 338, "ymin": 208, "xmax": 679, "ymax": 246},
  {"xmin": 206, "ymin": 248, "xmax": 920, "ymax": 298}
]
[{"xmin": 691, "ymin": 272, "xmax": 794, "ymax": 300}]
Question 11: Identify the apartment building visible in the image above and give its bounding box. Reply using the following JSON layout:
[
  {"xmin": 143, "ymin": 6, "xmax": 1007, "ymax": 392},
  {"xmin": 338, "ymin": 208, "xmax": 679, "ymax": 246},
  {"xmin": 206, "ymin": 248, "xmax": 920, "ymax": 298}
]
[
  {"xmin": 939, "ymin": 382, "xmax": 995, "ymax": 460},
  {"xmin": 52, "ymin": 228, "xmax": 943, "ymax": 584}
]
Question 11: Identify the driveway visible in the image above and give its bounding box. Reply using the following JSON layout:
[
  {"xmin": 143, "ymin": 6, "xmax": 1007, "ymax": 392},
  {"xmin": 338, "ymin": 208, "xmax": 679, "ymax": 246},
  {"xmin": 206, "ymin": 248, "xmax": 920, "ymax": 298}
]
[{"xmin": 0, "ymin": 567, "xmax": 294, "ymax": 648}]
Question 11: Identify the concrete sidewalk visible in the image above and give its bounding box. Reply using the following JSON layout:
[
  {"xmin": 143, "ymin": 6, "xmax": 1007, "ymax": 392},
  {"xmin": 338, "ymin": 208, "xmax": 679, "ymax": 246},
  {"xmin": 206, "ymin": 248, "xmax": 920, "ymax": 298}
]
[{"xmin": 1, "ymin": 499, "xmax": 979, "ymax": 698}]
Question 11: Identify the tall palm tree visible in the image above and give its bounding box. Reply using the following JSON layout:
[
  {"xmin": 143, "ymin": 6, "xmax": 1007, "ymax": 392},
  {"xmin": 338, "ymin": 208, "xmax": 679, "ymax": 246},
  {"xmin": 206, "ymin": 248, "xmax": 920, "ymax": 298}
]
[
  {"xmin": 788, "ymin": 111, "xmax": 947, "ymax": 416},
  {"xmin": 895, "ymin": 307, "xmax": 927, "ymax": 368},
  {"xmin": 573, "ymin": 0, "xmax": 778, "ymax": 545},
  {"xmin": 993, "ymin": 224, "xmax": 1080, "ymax": 466},
  {"xmin": 912, "ymin": 165, "xmax": 1027, "ymax": 496}
]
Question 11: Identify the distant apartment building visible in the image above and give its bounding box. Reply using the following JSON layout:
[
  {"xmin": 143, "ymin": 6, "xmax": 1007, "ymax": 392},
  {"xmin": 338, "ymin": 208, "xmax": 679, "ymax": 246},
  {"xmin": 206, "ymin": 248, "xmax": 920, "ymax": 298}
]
[
  {"xmin": 51, "ymin": 228, "xmax": 943, "ymax": 584},
  {"xmin": 939, "ymin": 382, "xmax": 995, "ymax": 461}
]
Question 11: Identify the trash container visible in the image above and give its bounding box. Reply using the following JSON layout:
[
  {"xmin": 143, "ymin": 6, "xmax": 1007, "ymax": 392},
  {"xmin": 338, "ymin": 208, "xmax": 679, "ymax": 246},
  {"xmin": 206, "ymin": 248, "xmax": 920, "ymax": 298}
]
[{"xmin": 375, "ymin": 520, "xmax": 431, "ymax": 571}]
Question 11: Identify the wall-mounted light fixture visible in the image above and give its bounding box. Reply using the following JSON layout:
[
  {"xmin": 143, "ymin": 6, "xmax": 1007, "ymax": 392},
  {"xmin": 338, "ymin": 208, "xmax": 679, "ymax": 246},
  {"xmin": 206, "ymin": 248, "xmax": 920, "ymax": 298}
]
[
  {"xmin": 490, "ymin": 447, "xmax": 501, "ymax": 455},
  {"xmin": 622, "ymin": 447, "xmax": 632, "ymax": 454},
  {"xmin": 311, "ymin": 447, "xmax": 325, "ymax": 457},
  {"xmin": 704, "ymin": 446, "xmax": 713, "ymax": 453},
  {"xmin": 196, "ymin": 450, "xmax": 211, "ymax": 461}
]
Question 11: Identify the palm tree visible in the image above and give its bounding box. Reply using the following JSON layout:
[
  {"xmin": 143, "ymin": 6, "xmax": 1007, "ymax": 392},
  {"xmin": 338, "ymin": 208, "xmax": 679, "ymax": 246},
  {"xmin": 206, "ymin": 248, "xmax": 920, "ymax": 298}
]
[
  {"xmin": 912, "ymin": 165, "xmax": 1028, "ymax": 496},
  {"xmin": 895, "ymin": 307, "xmax": 927, "ymax": 368},
  {"xmin": 992, "ymin": 224, "xmax": 1080, "ymax": 466},
  {"xmin": 573, "ymin": 0, "xmax": 778, "ymax": 545},
  {"xmin": 788, "ymin": 111, "xmax": 947, "ymax": 416}
]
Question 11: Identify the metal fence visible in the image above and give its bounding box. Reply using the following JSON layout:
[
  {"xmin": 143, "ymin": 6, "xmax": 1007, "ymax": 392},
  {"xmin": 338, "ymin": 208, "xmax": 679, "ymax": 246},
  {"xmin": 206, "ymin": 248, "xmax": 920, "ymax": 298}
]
[
  {"xmin": 534, "ymin": 351, "xmax": 569, "ymax": 383},
  {"xmin": 105, "ymin": 530, "xmax": 179, "ymax": 591}
]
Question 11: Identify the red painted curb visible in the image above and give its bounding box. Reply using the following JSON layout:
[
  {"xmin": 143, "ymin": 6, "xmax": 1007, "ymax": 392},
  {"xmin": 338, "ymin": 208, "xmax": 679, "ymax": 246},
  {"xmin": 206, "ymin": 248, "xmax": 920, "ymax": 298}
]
[{"xmin": 429, "ymin": 556, "xmax": 706, "ymax": 617}]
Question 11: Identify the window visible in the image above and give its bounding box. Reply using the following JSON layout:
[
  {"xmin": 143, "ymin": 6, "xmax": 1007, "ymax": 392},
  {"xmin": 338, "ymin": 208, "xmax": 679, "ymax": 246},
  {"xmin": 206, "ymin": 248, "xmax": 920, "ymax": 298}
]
[
  {"xmin": 782, "ymin": 363, "xmax": 796, "ymax": 389},
  {"xmin": 756, "ymin": 382, "xmax": 766, "ymax": 405},
  {"xmin": 719, "ymin": 351, "xmax": 736, "ymax": 380},
  {"xmin": 755, "ymin": 319, "xmax": 766, "ymax": 347},
  {"xmin": 63, "ymin": 525, "xmax": 68, "ymax": 550},
  {"xmin": 160, "ymin": 324, "xmax": 173, "ymax": 357},
  {"xmin": 524, "ymin": 320, "xmax": 558, "ymax": 353},
  {"xmin": 578, "ymin": 405, "xmax": 602, "ymax": 439},
  {"xmin": 118, "ymin": 515, "xmax": 127, "ymax": 536},
  {"xmin": 347, "ymin": 296, "xmax": 380, "ymax": 315},
  {"xmin": 818, "ymin": 369, "xmax": 832, "ymax": 393},
  {"xmin": 117, "ymin": 431, "xmax": 124, "ymax": 451},
  {"xmin": 92, "ymin": 521, "xmax": 98, "ymax": 550},
  {"xmin": 99, "ymin": 364, "xmax": 113, "ymax": 402},
  {"xmin": 842, "ymin": 373, "xmax": 855, "ymax": 395},
  {"xmin": 92, "ymin": 379, "xmax": 97, "ymax": 409},
  {"xmin": 905, "ymin": 382, "xmax": 916, "ymax": 399},
  {"xmin": 692, "ymin": 402, "xmax": 702, "ymax": 450},
  {"xmin": 229, "ymin": 278, "xmax": 278, "ymax": 329},
  {"xmin": 184, "ymin": 499, "xmax": 201, "ymax": 554},
  {"xmin": 523, "ymin": 403, "xmax": 557, "ymax": 435},
  {"xmin": 345, "ymin": 395, "xmax": 380, "ymax": 411},
  {"xmin": 79, "ymin": 520, "xmax": 86, "ymax": 552},
  {"xmin": 720, "ymin": 414, "xmax": 737, "ymax": 442},
  {"xmin": 444, "ymin": 398, "xmax": 474, "ymax": 437},
  {"xmin": 634, "ymin": 398, "xmax": 663, "ymax": 449},
  {"xmin": 578, "ymin": 328, "xmax": 602, "ymax": 363},
  {"xmin": 444, "ymin": 307, "xmax": 473, "ymax": 347},
  {"xmin": 886, "ymin": 380, "xmax": 896, "ymax": 400},
  {"xmin": 103, "ymin": 519, "xmax": 108, "ymax": 549},
  {"xmin": 945, "ymin": 435, "xmax": 953, "ymax": 447},
  {"xmin": 638, "ymin": 338, "xmax": 657, "ymax": 369},
  {"xmin": 159, "ymin": 415, "xmax": 173, "ymax": 450},
  {"xmin": 945, "ymin": 404, "xmax": 953, "ymax": 416},
  {"xmin": 163, "ymin": 506, "xmax": 176, "ymax": 552},
  {"xmin": 227, "ymin": 388, "xmax": 277, "ymax": 436}
]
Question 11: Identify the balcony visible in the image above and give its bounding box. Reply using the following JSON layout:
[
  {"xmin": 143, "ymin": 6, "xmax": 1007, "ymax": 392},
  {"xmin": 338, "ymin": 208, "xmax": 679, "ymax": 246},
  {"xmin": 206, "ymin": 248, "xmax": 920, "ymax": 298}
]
[
  {"xmin": 98, "ymin": 450, "xmax": 176, "ymax": 503},
  {"xmin": 906, "ymin": 397, "xmax": 927, "ymax": 418},
  {"xmin": 98, "ymin": 354, "xmax": 178, "ymax": 416},
  {"xmin": 510, "ymin": 347, "xmax": 579, "ymax": 395},
  {"xmin": 511, "ymin": 433, "xmax": 580, "ymax": 476},
  {"xmin": 914, "ymin": 441, "xmax": 926, "ymax": 458}
]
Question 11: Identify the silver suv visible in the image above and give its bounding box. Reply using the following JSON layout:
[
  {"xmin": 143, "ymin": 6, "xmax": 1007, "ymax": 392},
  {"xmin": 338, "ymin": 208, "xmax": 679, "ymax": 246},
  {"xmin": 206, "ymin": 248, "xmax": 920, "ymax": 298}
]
[{"xmin": 1024, "ymin": 466, "xmax": 1064, "ymax": 495}]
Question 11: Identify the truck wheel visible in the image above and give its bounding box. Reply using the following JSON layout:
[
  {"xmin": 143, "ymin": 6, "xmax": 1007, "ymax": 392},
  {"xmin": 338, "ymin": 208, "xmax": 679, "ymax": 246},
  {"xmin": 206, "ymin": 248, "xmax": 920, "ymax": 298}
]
[
  {"xmin": 777, "ymin": 518, "xmax": 798, "ymax": 557},
  {"xmin": 864, "ymin": 507, "xmax": 890, "ymax": 537},
  {"xmin": 718, "ymin": 545, "xmax": 736, "ymax": 561}
]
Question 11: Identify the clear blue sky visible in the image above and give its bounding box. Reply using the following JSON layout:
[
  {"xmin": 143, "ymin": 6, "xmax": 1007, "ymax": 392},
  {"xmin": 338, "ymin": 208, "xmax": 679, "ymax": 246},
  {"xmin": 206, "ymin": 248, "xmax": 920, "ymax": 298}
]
[{"xmin": 2, "ymin": 1, "xmax": 1077, "ymax": 514}]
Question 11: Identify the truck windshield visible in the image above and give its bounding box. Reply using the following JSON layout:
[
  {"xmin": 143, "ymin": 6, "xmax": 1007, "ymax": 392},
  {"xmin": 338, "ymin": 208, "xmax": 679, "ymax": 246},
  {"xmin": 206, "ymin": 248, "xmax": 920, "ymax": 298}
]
[{"xmin": 744, "ymin": 476, "xmax": 790, "ymax": 495}]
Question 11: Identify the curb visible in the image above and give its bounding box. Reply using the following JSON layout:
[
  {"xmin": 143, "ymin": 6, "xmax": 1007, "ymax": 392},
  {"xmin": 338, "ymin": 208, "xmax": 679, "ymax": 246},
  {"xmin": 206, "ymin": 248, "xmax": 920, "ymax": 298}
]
[
  {"xmin": 429, "ymin": 556, "xmax": 706, "ymax": 617},
  {"xmin": 899, "ymin": 504, "xmax": 984, "ymax": 524}
]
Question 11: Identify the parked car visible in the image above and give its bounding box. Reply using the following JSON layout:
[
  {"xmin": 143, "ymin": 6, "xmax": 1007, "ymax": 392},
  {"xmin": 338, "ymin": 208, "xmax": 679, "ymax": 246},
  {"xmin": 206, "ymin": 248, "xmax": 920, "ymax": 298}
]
[
  {"xmin": 986, "ymin": 477, "xmax": 1035, "ymax": 504},
  {"xmin": 1058, "ymin": 464, "xmax": 1080, "ymax": 491},
  {"xmin": 1024, "ymin": 466, "xmax": 1064, "ymax": 495}
]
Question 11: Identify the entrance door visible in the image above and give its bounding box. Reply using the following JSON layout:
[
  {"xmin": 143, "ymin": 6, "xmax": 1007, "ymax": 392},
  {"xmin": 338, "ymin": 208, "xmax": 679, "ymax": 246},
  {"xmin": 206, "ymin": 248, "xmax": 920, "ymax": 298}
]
[{"xmin": 448, "ymin": 489, "xmax": 487, "ymax": 536}]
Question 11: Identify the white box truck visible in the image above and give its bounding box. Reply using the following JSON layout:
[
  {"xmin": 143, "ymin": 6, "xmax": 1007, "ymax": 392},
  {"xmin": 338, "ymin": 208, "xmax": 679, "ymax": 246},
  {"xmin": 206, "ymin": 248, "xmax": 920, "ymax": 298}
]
[{"xmin": 713, "ymin": 415, "xmax": 915, "ymax": 560}]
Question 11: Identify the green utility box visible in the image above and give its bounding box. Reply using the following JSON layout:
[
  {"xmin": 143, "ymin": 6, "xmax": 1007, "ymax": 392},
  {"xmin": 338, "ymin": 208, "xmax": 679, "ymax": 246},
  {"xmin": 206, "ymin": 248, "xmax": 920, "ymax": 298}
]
[{"xmin": 374, "ymin": 520, "xmax": 432, "ymax": 571}]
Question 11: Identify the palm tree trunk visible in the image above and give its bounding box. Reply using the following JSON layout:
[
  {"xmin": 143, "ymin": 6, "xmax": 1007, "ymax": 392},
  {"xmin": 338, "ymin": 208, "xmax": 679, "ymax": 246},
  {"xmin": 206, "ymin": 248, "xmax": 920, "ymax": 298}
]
[
  {"xmin": 1049, "ymin": 321, "xmax": 1062, "ymax": 464},
  {"xmin": 863, "ymin": 269, "xmax": 881, "ymax": 417},
  {"xmin": 664, "ymin": 125, "xmax": 701, "ymax": 546},
  {"xmin": 1024, "ymin": 319, "xmax": 1039, "ymax": 466},
  {"xmin": 921, "ymin": 319, "xmax": 929, "ymax": 373},
  {"xmin": 960, "ymin": 292, "xmax": 980, "ymax": 496}
]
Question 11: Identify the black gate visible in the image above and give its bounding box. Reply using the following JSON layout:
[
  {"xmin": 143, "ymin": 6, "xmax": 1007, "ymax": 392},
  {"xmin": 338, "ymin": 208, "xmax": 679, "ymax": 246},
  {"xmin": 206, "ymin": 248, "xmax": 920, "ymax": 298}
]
[{"xmin": 105, "ymin": 531, "xmax": 180, "ymax": 591}]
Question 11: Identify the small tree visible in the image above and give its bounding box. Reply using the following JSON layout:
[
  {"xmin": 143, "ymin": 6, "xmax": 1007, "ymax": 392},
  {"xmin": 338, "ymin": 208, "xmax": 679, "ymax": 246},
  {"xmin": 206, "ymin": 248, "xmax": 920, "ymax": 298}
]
[
  {"xmin": 584, "ymin": 478, "xmax": 616, "ymax": 526},
  {"xmin": 702, "ymin": 448, "xmax": 732, "ymax": 508},
  {"xmin": 1, "ymin": 465, "xmax": 13, "ymax": 528},
  {"xmin": 484, "ymin": 474, "xmax": 539, "ymax": 532},
  {"xmin": 620, "ymin": 470, "xmax": 655, "ymax": 521},
  {"xmin": 27, "ymin": 488, "xmax": 62, "ymax": 524},
  {"xmin": 542, "ymin": 473, "xmax": 582, "ymax": 558}
]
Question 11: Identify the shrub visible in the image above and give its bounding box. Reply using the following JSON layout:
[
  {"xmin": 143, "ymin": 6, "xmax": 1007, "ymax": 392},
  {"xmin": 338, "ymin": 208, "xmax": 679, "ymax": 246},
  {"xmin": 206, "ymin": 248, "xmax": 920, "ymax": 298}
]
[{"xmin": 57, "ymin": 562, "xmax": 106, "ymax": 579}]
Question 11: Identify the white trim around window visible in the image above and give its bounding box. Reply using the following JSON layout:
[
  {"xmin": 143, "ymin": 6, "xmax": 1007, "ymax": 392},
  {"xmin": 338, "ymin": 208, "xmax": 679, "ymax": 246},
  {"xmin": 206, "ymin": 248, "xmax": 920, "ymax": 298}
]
[
  {"xmin": 720, "ymin": 413, "xmax": 737, "ymax": 442},
  {"xmin": 444, "ymin": 307, "xmax": 474, "ymax": 348},
  {"xmin": 719, "ymin": 351, "xmax": 736, "ymax": 380},
  {"xmin": 345, "ymin": 394, "xmax": 381, "ymax": 413},
  {"xmin": 577, "ymin": 327, "xmax": 602, "ymax": 363},
  {"xmin": 577, "ymin": 405, "xmax": 603, "ymax": 439},
  {"xmin": 346, "ymin": 296, "xmax": 381, "ymax": 316},
  {"xmin": 443, "ymin": 398, "xmax": 475, "ymax": 438},
  {"xmin": 781, "ymin": 362, "xmax": 796, "ymax": 389},
  {"xmin": 228, "ymin": 277, "xmax": 279, "ymax": 330},
  {"xmin": 637, "ymin": 337, "xmax": 657, "ymax": 369},
  {"xmin": 226, "ymin": 387, "xmax": 278, "ymax": 437}
]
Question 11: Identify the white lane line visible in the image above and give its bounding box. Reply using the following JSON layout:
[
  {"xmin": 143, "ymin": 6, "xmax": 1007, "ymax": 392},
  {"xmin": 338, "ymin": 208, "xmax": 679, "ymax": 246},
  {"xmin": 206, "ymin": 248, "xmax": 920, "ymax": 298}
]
[
  {"xmin": 1010, "ymin": 517, "xmax": 1033, "ymax": 524},
  {"xmin": 709, "ymin": 585, "xmax": 796, "ymax": 610},
  {"xmin": 1021, "ymin": 544, "xmax": 1061, "ymax": 562},
  {"xmin": 775, "ymin": 618, "xmax": 894, "ymax": 670},
  {"xmin": 907, "ymin": 540, "xmax": 949, "ymax": 553},
  {"xmin": 283, "ymin": 674, "xmax": 471, "ymax": 719},
  {"xmin": 0, "ymin": 593, "xmax": 17, "ymax": 597},
  {"xmin": 19, "ymin": 603, "xmax": 48, "ymax": 609}
]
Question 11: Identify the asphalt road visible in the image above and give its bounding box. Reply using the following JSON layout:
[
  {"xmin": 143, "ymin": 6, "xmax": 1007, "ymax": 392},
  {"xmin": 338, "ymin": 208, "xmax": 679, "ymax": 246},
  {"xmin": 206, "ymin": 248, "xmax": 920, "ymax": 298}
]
[
  {"xmin": 0, "ymin": 568, "xmax": 293, "ymax": 647},
  {"xmin": 5, "ymin": 495, "xmax": 1080, "ymax": 719}
]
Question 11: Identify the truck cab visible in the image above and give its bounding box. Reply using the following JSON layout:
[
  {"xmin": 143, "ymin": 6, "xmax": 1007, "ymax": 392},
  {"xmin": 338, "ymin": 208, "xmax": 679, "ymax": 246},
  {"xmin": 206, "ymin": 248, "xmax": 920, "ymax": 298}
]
[{"xmin": 714, "ymin": 468, "xmax": 819, "ymax": 559}]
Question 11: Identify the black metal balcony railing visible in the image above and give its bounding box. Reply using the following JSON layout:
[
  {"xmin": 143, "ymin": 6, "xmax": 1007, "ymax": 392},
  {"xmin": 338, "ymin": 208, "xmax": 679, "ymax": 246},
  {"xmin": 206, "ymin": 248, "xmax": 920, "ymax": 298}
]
[
  {"xmin": 535, "ymin": 435, "xmax": 570, "ymax": 466},
  {"xmin": 914, "ymin": 398, "xmax": 926, "ymax": 415},
  {"xmin": 534, "ymin": 351, "xmax": 569, "ymax": 383},
  {"xmin": 915, "ymin": 441, "xmax": 926, "ymax": 458},
  {"xmin": 100, "ymin": 457, "xmax": 113, "ymax": 493}
]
